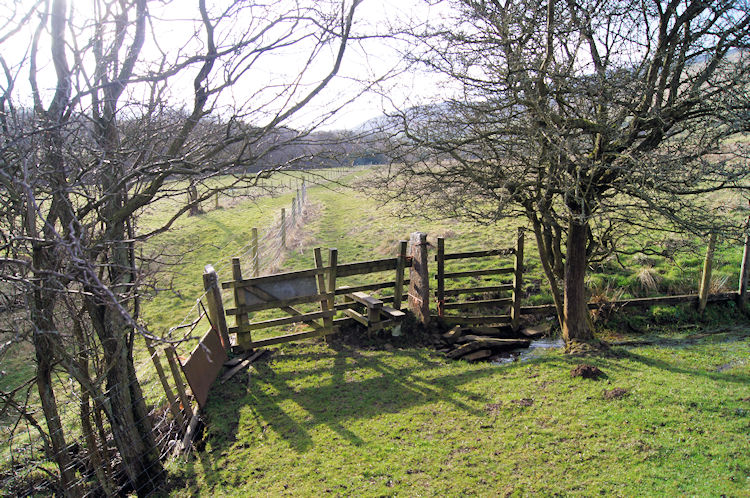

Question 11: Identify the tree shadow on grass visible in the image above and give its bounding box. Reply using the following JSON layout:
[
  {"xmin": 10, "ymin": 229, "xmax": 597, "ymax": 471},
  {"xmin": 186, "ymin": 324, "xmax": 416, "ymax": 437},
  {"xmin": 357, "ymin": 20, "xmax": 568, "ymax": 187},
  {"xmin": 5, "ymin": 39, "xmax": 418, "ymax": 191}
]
[{"xmin": 200, "ymin": 344, "xmax": 510, "ymax": 460}]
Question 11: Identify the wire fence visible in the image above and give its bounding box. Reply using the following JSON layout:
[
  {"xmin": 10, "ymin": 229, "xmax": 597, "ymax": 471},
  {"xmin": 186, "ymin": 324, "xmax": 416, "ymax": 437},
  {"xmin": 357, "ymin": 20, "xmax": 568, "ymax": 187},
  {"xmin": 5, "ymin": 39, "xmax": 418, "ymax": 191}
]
[{"xmin": 0, "ymin": 168, "xmax": 356, "ymax": 497}]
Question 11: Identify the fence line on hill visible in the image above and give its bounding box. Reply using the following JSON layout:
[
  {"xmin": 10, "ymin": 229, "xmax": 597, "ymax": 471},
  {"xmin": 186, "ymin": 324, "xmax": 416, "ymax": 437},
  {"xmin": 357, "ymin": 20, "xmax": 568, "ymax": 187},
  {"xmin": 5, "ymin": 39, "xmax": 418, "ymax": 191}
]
[{"xmin": 0, "ymin": 168, "xmax": 356, "ymax": 496}]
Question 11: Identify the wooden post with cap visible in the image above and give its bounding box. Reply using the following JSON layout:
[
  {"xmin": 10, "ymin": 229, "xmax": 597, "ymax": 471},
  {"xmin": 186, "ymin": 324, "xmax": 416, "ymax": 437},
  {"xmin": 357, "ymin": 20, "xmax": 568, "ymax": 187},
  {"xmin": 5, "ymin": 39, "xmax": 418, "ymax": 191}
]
[{"xmin": 408, "ymin": 232, "xmax": 430, "ymax": 325}]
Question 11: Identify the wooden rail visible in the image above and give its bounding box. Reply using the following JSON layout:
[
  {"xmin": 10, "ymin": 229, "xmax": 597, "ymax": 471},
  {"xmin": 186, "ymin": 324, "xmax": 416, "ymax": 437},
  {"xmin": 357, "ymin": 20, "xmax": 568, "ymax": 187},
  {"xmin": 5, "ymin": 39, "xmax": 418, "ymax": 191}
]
[
  {"xmin": 224, "ymin": 243, "xmax": 411, "ymax": 350},
  {"xmin": 435, "ymin": 229, "xmax": 524, "ymax": 330},
  {"xmin": 520, "ymin": 292, "xmax": 739, "ymax": 315}
]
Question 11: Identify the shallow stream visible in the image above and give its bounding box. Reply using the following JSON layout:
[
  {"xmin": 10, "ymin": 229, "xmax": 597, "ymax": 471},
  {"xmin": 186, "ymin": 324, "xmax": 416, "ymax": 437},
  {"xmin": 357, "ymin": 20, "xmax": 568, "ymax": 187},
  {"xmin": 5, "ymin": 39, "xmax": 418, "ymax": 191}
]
[{"xmin": 491, "ymin": 336, "xmax": 564, "ymax": 365}]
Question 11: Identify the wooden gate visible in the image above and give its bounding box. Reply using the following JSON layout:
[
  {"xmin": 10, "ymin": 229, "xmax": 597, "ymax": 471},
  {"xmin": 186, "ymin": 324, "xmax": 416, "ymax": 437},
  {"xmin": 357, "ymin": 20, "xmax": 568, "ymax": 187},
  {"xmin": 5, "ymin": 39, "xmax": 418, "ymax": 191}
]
[
  {"xmin": 222, "ymin": 245, "xmax": 412, "ymax": 350},
  {"xmin": 435, "ymin": 228, "xmax": 524, "ymax": 330}
]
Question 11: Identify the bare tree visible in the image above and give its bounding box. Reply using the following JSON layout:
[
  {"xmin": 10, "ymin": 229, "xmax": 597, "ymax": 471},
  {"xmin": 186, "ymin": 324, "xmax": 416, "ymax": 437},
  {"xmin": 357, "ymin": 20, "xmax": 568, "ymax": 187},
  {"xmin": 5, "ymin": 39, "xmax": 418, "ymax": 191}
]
[
  {"xmin": 0, "ymin": 0, "xmax": 364, "ymax": 494},
  {"xmin": 374, "ymin": 0, "xmax": 750, "ymax": 345}
]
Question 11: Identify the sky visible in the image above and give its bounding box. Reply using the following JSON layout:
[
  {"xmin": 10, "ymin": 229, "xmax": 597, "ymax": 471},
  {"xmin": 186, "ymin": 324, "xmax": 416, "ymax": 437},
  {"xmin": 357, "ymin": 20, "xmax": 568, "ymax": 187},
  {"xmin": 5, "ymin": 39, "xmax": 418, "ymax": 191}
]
[{"xmin": 1, "ymin": 0, "xmax": 454, "ymax": 132}]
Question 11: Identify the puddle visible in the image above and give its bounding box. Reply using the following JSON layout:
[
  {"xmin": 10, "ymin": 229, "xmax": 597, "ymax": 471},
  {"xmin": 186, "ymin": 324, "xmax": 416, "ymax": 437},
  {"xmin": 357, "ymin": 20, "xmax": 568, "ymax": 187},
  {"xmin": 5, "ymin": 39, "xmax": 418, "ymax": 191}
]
[{"xmin": 491, "ymin": 336, "xmax": 564, "ymax": 365}]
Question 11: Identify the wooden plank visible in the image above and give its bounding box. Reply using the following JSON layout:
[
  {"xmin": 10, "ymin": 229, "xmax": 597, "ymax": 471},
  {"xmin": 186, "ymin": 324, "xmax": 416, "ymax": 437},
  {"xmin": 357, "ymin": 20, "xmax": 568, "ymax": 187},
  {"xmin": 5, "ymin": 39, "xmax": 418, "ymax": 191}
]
[
  {"xmin": 348, "ymin": 291, "xmax": 383, "ymax": 309},
  {"xmin": 519, "ymin": 292, "xmax": 739, "ymax": 315},
  {"xmin": 220, "ymin": 349, "xmax": 265, "ymax": 384},
  {"xmin": 146, "ymin": 341, "xmax": 184, "ymax": 428},
  {"xmin": 226, "ymin": 292, "xmax": 334, "ymax": 314},
  {"xmin": 229, "ymin": 310, "xmax": 335, "ymax": 333},
  {"xmin": 443, "ymin": 284, "xmax": 514, "ymax": 296},
  {"xmin": 164, "ymin": 346, "xmax": 191, "ymax": 417},
  {"xmin": 463, "ymin": 349, "xmax": 493, "ymax": 362},
  {"xmin": 178, "ymin": 404, "xmax": 201, "ymax": 455},
  {"xmin": 615, "ymin": 293, "xmax": 736, "ymax": 308},
  {"xmin": 344, "ymin": 308, "xmax": 369, "ymax": 326},
  {"xmin": 237, "ymin": 282, "xmax": 324, "ymax": 332},
  {"xmin": 222, "ymin": 266, "xmax": 328, "ymax": 289},
  {"xmin": 457, "ymin": 336, "xmax": 531, "ymax": 348},
  {"xmin": 440, "ymin": 248, "xmax": 515, "ymax": 260},
  {"xmin": 393, "ymin": 240, "xmax": 408, "ymax": 311},
  {"xmin": 437, "ymin": 237, "xmax": 445, "ymax": 317},
  {"xmin": 438, "ymin": 315, "xmax": 513, "ymax": 325},
  {"xmin": 441, "ymin": 267, "xmax": 514, "ymax": 279},
  {"xmin": 243, "ymin": 327, "xmax": 339, "ymax": 349},
  {"xmin": 334, "ymin": 281, "xmax": 396, "ymax": 295},
  {"xmin": 335, "ymin": 258, "xmax": 399, "ymax": 277},
  {"xmin": 381, "ymin": 306, "xmax": 406, "ymax": 319},
  {"xmin": 443, "ymin": 298, "xmax": 513, "ymax": 310}
]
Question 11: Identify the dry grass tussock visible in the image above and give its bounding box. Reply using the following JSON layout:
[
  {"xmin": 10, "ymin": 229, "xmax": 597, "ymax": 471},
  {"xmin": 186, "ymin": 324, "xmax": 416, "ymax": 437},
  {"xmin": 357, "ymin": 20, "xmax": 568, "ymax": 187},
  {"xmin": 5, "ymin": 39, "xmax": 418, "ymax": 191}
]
[{"xmin": 637, "ymin": 266, "xmax": 662, "ymax": 293}]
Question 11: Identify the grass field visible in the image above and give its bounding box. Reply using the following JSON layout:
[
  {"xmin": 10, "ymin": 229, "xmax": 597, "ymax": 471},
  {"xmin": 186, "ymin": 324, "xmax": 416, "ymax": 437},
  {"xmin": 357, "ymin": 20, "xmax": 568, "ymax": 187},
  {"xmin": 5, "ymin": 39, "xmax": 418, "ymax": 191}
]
[
  {"xmin": 2, "ymin": 167, "xmax": 749, "ymax": 495},
  {"xmin": 164, "ymin": 320, "xmax": 749, "ymax": 496},
  {"xmin": 142, "ymin": 169, "xmax": 748, "ymax": 496}
]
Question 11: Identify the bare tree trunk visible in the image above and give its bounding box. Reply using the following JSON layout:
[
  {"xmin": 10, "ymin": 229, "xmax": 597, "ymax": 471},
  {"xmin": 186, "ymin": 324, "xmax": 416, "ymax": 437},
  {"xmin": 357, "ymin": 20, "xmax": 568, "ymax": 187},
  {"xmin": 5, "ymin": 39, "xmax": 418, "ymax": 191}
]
[
  {"xmin": 73, "ymin": 317, "xmax": 116, "ymax": 496},
  {"xmin": 30, "ymin": 249, "xmax": 80, "ymax": 496},
  {"xmin": 563, "ymin": 217, "xmax": 594, "ymax": 343},
  {"xmin": 85, "ymin": 288, "xmax": 162, "ymax": 496},
  {"xmin": 530, "ymin": 214, "xmax": 565, "ymax": 330}
]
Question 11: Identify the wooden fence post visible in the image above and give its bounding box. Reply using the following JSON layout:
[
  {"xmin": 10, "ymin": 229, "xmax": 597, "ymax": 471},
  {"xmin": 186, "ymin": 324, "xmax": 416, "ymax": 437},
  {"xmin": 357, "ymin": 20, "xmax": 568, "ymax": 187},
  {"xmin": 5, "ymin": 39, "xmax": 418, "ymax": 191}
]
[
  {"xmin": 164, "ymin": 346, "xmax": 191, "ymax": 418},
  {"xmin": 281, "ymin": 208, "xmax": 286, "ymax": 249},
  {"xmin": 436, "ymin": 237, "xmax": 445, "ymax": 318},
  {"xmin": 698, "ymin": 232, "xmax": 716, "ymax": 313},
  {"xmin": 511, "ymin": 228, "xmax": 524, "ymax": 331},
  {"xmin": 146, "ymin": 341, "xmax": 185, "ymax": 428},
  {"xmin": 739, "ymin": 223, "xmax": 749, "ymax": 310},
  {"xmin": 393, "ymin": 240, "xmax": 407, "ymax": 310},
  {"xmin": 203, "ymin": 264, "xmax": 231, "ymax": 349},
  {"xmin": 232, "ymin": 257, "xmax": 252, "ymax": 350},
  {"xmin": 291, "ymin": 197, "xmax": 297, "ymax": 226},
  {"xmin": 327, "ymin": 248, "xmax": 338, "ymax": 312},
  {"xmin": 408, "ymin": 232, "xmax": 430, "ymax": 325},
  {"xmin": 314, "ymin": 247, "xmax": 334, "ymax": 334},
  {"xmin": 251, "ymin": 227, "xmax": 259, "ymax": 277}
]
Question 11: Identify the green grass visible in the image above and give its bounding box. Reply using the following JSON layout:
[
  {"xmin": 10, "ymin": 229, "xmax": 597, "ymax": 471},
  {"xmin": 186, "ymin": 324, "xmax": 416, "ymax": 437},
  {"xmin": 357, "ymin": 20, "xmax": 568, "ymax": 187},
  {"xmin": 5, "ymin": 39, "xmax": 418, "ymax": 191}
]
[
  {"xmin": 165, "ymin": 322, "xmax": 750, "ymax": 496},
  {"xmin": 3, "ymin": 166, "xmax": 749, "ymax": 495},
  {"xmin": 151, "ymin": 173, "xmax": 748, "ymax": 496}
]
